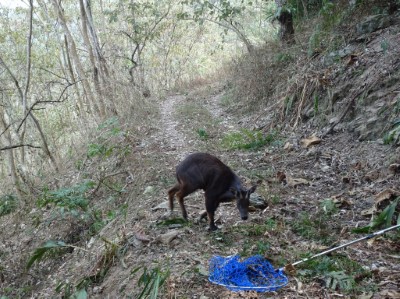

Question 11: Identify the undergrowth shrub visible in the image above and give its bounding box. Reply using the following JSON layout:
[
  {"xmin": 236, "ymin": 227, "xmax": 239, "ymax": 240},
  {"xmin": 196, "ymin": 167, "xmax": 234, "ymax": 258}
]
[
  {"xmin": 227, "ymin": 43, "xmax": 296, "ymax": 110},
  {"xmin": 36, "ymin": 179, "xmax": 124, "ymax": 239},
  {"xmin": 291, "ymin": 211, "xmax": 339, "ymax": 245},
  {"xmin": 0, "ymin": 194, "xmax": 18, "ymax": 217},
  {"xmin": 87, "ymin": 116, "xmax": 130, "ymax": 160},
  {"xmin": 37, "ymin": 181, "xmax": 95, "ymax": 218},
  {"xmin": 132, "ymin": 264, "xmax": 170, "ymax": 299},
  {"xmin": 221, "ymin": 129, "xmax": 279, "ymax": 150},
  {"xmin": 298, "ymin": 255, "xmax": 371, "ymax": 294}
]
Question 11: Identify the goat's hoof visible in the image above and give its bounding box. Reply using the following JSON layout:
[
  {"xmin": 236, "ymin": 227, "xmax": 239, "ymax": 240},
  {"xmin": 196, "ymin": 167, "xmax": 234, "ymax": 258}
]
[{"xmin": 208, "ymin": 226, "xmax": 219, "ymax": 232}]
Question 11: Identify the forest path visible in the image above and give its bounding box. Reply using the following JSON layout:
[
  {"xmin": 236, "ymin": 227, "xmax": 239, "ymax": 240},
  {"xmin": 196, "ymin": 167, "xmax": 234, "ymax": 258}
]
[
  {"xmin": 158, "ymin": 94, "xmax": 187, "ymax": 156},
  {"xmin": 156, "ymin": 90, "xmax": 236, "ymax": 162}
]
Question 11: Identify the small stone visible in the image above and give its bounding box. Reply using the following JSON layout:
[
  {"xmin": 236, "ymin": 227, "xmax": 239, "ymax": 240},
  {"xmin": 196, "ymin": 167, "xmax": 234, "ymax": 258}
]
[
  {"xmin": 196, "ymin": 264, "xmax": 209, "ymax": 276},
  {"xmin": 283, "ymin": 142, "xmax": 294, "ymax": 151},
  {"xmin": 93, "ymin": 286, "xmax": 103, "ymax": 294},
  {"xmin": 143, "ymin": 186, "xmax": 155, "ymax": 195},
  {"xmin": 356, "ymin": 15, "xmax": 391, "ymax": 35},
  {"xmin": 249, "ymin": 193, "xmax": 267, "ymax": 209},
  {"xmin": 151, "ymin": 201, "xmax": 170, "ymax": 211},
  {"xmin": 389, "ymin": 163, "xmax": 400, "ymax": 174},
  {"xmin": 157, "ymin": 230, "xmax": 180, "ymax": 244}
]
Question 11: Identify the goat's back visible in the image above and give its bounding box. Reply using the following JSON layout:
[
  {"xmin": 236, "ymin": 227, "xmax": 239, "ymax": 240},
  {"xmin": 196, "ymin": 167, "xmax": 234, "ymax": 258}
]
[{"xmin": 176, "ymin": 153, "xmax": 237, "ymax": 193}]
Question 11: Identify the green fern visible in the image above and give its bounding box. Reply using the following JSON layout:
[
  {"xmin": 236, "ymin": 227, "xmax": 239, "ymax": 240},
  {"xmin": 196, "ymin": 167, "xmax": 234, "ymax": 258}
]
[{"xmin": 325, "ymin": 271, "xmax": 355, "ymax": 291}]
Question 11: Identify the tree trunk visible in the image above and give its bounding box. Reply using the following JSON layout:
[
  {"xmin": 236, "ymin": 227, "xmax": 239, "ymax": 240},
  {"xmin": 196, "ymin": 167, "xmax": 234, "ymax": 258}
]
[
  {"xmin": 80, "ymin": 0, "xmax": 118, "ymax": 116},
  {"xmin": 20, "ymin": 0, "xmax": 34, "ymax": 164},
  {"xmin": 0, "ymin": 111, "xmax": 23, "ymax": 198},
  {"xmin": 62, "ymin": 36, "xmax": 86, "ymax": 116},
  {"xmin": 30, "ymin": 113, "xmax": 59, "ymax": 172},
  {"xmin": 51, "ymin": 0, "xmax": 101, "ymax": 117},
  {"xmin": 275, "ymin": 0, "xmax": 295, "ymax": 44},
  {"xmin": 78, "ymin": 0, "xmax": 107, "ymax": 117}
]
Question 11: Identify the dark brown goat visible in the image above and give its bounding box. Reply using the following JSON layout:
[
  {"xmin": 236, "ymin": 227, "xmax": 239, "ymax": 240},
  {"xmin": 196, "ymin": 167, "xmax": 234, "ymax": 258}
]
[{"xmin": 168, "ymin": 153, "xmax": 256, "ymax": 231}]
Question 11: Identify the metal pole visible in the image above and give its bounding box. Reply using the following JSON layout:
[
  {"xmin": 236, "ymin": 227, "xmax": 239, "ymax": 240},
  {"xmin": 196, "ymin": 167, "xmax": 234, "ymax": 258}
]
[{"xmin": 286, "ymin": 224, "xmax": 400, "ymax": 268}]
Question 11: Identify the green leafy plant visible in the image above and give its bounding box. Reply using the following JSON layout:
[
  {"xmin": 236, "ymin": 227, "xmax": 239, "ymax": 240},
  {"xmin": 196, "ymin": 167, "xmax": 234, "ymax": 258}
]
[
  {"xmin": 27, "ymin": 240, "xmax": 69, "ymax": 270},
  {"xmin": 37, "ymin": 181, "xmax": 95, "ymax": 218},
  {"xmin": 291, "ymin": 212, "xmax": 337, "ymax": 245},
  {"xmin": 383, "ymin": 121, "xmax": 400, "ymax": 145},
  {"xmin": 320, "ymin": 199, "xmax": 338, "ymax": 215},
  {"xmin": 221, "ymin": 129, "xmax": 278, "ymax": 150},
  {"xmin": 313, "ymin": 94, "xmax": 319, "ymax": 116},
  {"xmin": 308, "ymin": 26, "xmax": 322, "ymax": 57},
  {"xmin": 325, "ymin": 270, "xmax": 355, "ymax": 291},
  {"xmin": 353, "ymin": 197, "xmax": 399, "ymax": 233},
  {"xmin": 319, "ymin": 0, "xmax": 336, "ymax": 29},
  {"xmin": 55, "ymin": 281, "xmax": 87, "ymax": 299},
  {"xmin": 87, "ymin": 143, "xmax": 114, "ymax": 158},
  {"xmin": 156, "ymin": 217, "xmax": 188, "ymax": 227},
  {"xmin": 275, "ymin": 52, "xmax": 293, "ymax": 63},
  {"xmin": 265, "ymin": 218, "xmax": 277, "ymax": 230},
  {"xmin": 132, "ymin": 265, "xmax": 170, "ymax": 299},
  {"xmin": 270, "ymin": 194, "xmax": 281, "ymax": 205},
  {"xmin": 87, "ymin": 117, "xmax": 125, "ymax": 159},
  {"xmin": 0, "ymin": 194, "xmax": 18, "ymax": 217},
  {"xmin": 196, "ymin": 128, "xmax": 209, "ymax": 140},
  {"xmin": 380, "ymin": 40, "xmax": 389, "ymax": 54},
  {"xmin": 298, "ymin": 255, "xmax": 369, "ymax": 294},
  {"xmin": 89, "ymin": 209, "xmax": 115, "ymax": 235},
  {"xmin": 284, "ymin": 95, "xmax": 295, "ymax": 116}
]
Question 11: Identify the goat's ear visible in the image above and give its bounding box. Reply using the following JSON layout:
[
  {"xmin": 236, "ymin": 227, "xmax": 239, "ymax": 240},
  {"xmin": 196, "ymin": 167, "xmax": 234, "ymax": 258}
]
[
  {"xmin": 230, "ymin": 187, "xmax": 238, "ymax": 195},
  {"xmin": 249, "ymin": 185, "xmax": 257, "ymax": 193}
]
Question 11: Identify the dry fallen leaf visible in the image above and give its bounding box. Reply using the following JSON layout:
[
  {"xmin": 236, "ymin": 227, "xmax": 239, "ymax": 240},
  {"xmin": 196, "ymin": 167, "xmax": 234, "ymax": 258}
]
[
  {"xmin": 300, "ymin": 135, "xmax": 322, "ymax": 148},
  {"xmin": 276, "ymin": 171, "xmax": 286, "ymax": 183},
  {"xmin": 345, "ymin": 54, "xmax": 359, "ymax": 66},
  {"xmin": 364, "ymin": 170, "xmax": 380, "ymax": 182},
  {"xmin": 332, "ymin": 196, "xmax": 353, "ymax": 208},
  {"xmin": 378, "ymin": 290, "xmax": 400, "ymax": 298},
  {"xmin": 361, "ymin": 206, "xmax": 377, "ymax": 216},
  {"xmin": 284, "ymin": 142, "xmax": 294, "ymax": 151},
  {"xmin": 283, "ymin": 263, "xmax": 297, "ymax": 276},
  {"xmin": 375, "ymin": 189, "xmax": 400, "ymax": 205},
  {"xmin": 389, "ymin": 163, "xmax": 400, "ymax": 174},
  {"xmin": 357, "ymin": 292, "xmax": 374, "ymax": 299},
  {"xmin": 133, "ymin": 224, "xmax": 151, "ymax": 242},
  {"xmin": 287, "ymin": 176, "xmax": 310, "ymax": 187},
  {"xmin": 352, "ymin": 161, "xmax": 363, "ymax": 170}
]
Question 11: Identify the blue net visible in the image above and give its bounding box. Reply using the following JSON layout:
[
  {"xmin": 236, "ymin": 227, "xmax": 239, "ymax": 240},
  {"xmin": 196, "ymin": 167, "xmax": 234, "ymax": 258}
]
[{"xmin": 208, "ymin": 255, "xmax": 288, "ymax": 292}]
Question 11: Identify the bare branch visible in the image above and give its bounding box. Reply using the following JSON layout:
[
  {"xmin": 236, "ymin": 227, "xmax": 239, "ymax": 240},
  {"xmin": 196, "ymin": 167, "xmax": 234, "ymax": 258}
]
[
  {"xmin": 0, "ymin": 144, "xmax": 41, "ymax": 151},
  {"xmin": 17, "ymin": 81, "xmax": 78, "ymax": 133},
  {"xmin": 0, "ymin": 57, "xmax": 24, "ymax": 102},
  {"xmin": 39, "ymin": 67, "xmax": 71, "ymax": 82}
]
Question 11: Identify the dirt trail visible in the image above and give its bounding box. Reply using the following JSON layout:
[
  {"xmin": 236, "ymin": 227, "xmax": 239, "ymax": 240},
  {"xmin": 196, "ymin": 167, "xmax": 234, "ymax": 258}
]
[
  {"xmin": 158, "ymin": 95, "xmax": 187, "ymax": 156},
  {"xmin": 157, "ymin": 91, "xmax": 236, "ymax": 159}
]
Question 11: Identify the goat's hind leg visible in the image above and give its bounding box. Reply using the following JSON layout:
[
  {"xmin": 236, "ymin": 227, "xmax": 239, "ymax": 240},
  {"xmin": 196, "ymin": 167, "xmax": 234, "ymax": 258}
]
[
  {"xmin": 176, "ymin": 190, "xmax": 189, "ymax": 220},
  {"xmin": 168, "ymin": 184, "xmax": 180, "ymax": 214}
]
